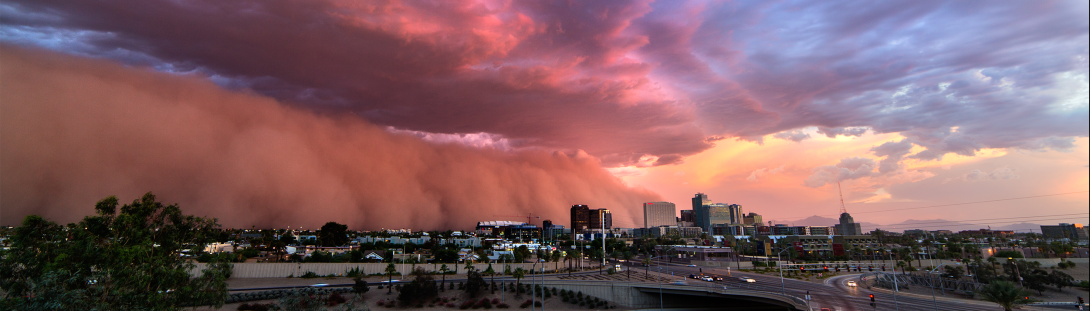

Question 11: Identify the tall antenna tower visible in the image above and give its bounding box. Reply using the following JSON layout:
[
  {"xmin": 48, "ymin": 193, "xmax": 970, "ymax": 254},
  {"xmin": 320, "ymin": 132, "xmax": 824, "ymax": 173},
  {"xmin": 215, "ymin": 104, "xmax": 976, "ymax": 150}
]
[{"xmin": 837, "ymin": 182, "xmax": 847, "ymax": 215}]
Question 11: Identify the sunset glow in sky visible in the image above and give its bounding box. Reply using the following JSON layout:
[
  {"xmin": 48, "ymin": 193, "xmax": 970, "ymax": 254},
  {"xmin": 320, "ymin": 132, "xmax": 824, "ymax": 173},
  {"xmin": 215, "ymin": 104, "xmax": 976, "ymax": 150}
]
[{"xmin": 1, "ymin": 0, "xmax": 1087, "ymax": 230}]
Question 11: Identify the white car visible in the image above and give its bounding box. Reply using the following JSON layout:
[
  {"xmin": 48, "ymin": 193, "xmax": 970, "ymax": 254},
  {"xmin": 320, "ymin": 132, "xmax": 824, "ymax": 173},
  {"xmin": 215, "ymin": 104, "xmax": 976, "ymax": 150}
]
[
  {"xmin": 846, "ymin": 281, "xmax": 857, "ymax": 287},
  {"xmin": 702, "ymin": 277, "xmax": 715, "ymax": 282},
  {"xmin": 687, "ymin": 264, "xmax": 697, "ymax": 267},
  {"xmin": 310, "ymin": 283, "xmax": 329, "ymax": 287},
  {"xmin": 740, "ymin": 277, "xmax": 756, "ymax": 283}
]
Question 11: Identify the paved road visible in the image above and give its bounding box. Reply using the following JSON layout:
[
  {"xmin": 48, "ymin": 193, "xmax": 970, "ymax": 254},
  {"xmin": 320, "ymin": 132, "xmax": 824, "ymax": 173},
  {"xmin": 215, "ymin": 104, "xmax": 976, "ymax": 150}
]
[{"xmin": 647, "ymin": 261, "xmax": 1003, "ymax": 311}]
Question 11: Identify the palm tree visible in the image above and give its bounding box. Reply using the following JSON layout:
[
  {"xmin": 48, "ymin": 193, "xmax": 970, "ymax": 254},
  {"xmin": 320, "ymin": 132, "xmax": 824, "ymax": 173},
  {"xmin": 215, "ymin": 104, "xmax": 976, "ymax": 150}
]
[
  {"xmin": 384, "ymin": 263, "xmax": 398, "ymax": 294},
  {"xmin": 483, "ymin": 264, "xmax": 496, "ymax": 294},
  {"xmin": 551, "ymin": 250, "xmax": 562, "ymax": 272},
  {"xmin": 565, "ymin": 251, "xmax": 576, "ymax": 276},
  {"xmin": 623, "ymin": 252, "xmax": 635, "ymax": 280},
  {"xmin": 896, "ymin": 261, "xmax": 907, "ymax": 275},
  {"xmin": 439, "ymin": 264, "xmax": 450, "ymax": 290},
  {"xmin": 979, "ymin": 280, "xmax": 1033, "ymax": 311},
  {"xmin": 912, "ymin": 245, "xmax": 923, "ymax": 268},
  {"xmin": 642, "ymin": 255, "xmax": 653, "ymax": 279},
  {"xmin": 512, "ymin": 268, "xmax": 526, "ymax": 297}
]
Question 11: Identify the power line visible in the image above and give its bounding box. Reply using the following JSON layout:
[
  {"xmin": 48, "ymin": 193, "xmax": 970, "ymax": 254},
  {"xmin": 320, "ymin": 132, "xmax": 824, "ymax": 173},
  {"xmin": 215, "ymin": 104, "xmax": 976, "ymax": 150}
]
[
  {"xmin": 847, "ymin": 191, "xmax": 1089, "ymax": 215},
  {"xmin": 868, "ymin": 213, "xmax": 1090, "ymax": 228},
  {"xmin": 875, "ymin": 217, "xmax": 1090, "ymax": 230}
]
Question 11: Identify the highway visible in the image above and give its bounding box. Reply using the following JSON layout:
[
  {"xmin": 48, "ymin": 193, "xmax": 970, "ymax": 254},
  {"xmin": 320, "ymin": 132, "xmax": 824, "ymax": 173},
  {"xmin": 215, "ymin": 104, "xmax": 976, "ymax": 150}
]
[
  {"xmin": 650, "ymin": 261, "xmax": 1003, "ymax": 311},
  {"xmin": 229, "ymin": 261, "xmax": 1004, "ymax": 310}
]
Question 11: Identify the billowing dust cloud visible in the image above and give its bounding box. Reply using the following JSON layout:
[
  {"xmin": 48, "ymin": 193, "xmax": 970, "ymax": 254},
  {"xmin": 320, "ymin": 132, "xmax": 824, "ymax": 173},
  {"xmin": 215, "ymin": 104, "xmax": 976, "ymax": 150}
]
[{"xmin": 0, "ymin": 46, "xmax": 661, "ymax": 230}]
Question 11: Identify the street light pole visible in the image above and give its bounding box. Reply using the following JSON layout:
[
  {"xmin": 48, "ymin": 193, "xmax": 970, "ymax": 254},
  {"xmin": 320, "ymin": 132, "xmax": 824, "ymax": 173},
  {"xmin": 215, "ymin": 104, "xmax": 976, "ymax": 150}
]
[
  {"xmin": 777, "ymin": 248, "xmax": 790, "ymax": 297},
  {"xmin": 889, "ymin": 251, "xmax": 901, "ymax": 311},
  {"xmin": 531, "ymin": 262, "xmax": 537, "ymax": 311},
  {"xmin": 658, "ymin": 265, "xmax": 664, "ymax": 311}
]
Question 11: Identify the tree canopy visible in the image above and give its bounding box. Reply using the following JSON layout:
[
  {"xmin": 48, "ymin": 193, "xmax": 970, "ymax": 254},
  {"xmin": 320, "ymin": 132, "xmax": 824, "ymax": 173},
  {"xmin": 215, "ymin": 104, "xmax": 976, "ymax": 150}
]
[
  {"xmin": 318, "ymin": 222, "xmax": 349, "ymax": 247},
  {"xmin": 0, "ymin": 193, "xmax": 231, "ymax": 310}
]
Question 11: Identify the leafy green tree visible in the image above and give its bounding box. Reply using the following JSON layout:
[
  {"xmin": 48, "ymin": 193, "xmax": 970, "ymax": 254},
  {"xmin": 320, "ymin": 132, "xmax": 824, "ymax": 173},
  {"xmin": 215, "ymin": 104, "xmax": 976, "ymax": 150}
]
[
  {"xmin": 515, "ymin": 246, "xmax": 531, "ymax": 263},
  {"xmin": 464, "ymin": 270, "xmax": 487, "ymax": 298},
  {"xmin": 318, "ymin": 222, "xmax": 349, "ymax": 247},
  {"xmin": 398, "ymin": 268, "xmax": 438, "ymax": 306},
  {"xmin": 0, "ymin": 193, "xmax": 230, "ymax": 310},
  {"xmin": 1048, "ymin": 270, "xmax": 1074, "ymax": 291},
  {"xmin": 353, "ymin": 277, "xmax": 370, "ymax": 297},
  {"xmin": 979, "ymin": 280, "xmax": 1033, "ymax": 311},
  {"xmin": 942, "ymin": 266, "xmax": 965, "ymax": 280}
]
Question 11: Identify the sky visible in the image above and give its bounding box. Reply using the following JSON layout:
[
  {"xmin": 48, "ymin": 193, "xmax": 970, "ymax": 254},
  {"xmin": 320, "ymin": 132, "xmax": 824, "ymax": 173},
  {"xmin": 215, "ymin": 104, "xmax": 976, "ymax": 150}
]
[{"xmin": 1, "ymin": 0, "xmax": 1087, "ymax": 231}]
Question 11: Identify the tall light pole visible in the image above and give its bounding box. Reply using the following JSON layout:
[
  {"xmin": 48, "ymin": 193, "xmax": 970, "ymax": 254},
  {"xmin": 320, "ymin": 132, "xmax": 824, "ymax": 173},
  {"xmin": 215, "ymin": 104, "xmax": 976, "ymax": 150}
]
[
  {"xmin": 531, "ymin": 262, "xmax": 537, "ymax": 311},
  {"xmin": 888, "ymin": 251, "xmax": 901, "ymax": 311},
  {"xmin": 777, "ymin": 248, "xmax": 791, "ymax": 297}
]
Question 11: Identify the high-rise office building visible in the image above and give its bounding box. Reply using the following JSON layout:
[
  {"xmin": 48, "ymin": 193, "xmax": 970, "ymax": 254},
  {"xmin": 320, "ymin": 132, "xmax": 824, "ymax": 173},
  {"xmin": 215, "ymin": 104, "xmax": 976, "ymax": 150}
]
[
  {"xmin": 835, "ymin": 212, "xmax": 862, "ymax": 236},
  {"xmin": 643, "ymin": 202, "xmax": 676, "ymax": 228},
  {"xmin": 680, "ymin": 210, "xmax": 695, "ymax": 223},
  {"xmin": 743, "ymin": 213, "xmax": 763, "ymax": 225},
  {"xmin": 701, "ymin": 203, "xmax": 734, "ymax": 229},
  {"xmin": 691, "ymin": 193, "xmax": 710, "ymax": 230},
  {"xmin": 727, "ymin": 204, "xmax": 744, "ymax": 224},
  {"xmin": 570, "ymin": 205, "xmax": 590, "ymax": 234},
  {"xmin": 1041, "ymin": 223, "xmax": 1087, "ymax": 240},
  {"xmin": 589, "ymin": 209, "xmax": 613, "ymax": 230}
]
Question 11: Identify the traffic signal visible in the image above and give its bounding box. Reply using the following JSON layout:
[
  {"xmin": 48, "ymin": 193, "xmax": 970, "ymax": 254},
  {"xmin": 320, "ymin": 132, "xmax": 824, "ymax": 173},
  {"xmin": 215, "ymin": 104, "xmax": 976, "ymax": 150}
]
[
  {"xmin": 868, "ymin": 266, "xmax": 873, "ymax": 271},
  {"xmin": 882, "ymin": 265, "xmax": 886, "ymax": 271},
  {"xmin": 835, "ymin": 267, "xmax": 840, "ymax": 272},
  {"xmin": 800, "ymin": 266, "xmax": 805, "ymax": 272},
  {"xmin": 869, "ymin": 294, "xmax": 875, "ymax": 302},
  {"xmin": 824, "ymin": 266, "xmax": 829, "ymax": 272},
  {"xmin": 1078, "ymin": 296, "xmax": 1083, "ymax": 304}
]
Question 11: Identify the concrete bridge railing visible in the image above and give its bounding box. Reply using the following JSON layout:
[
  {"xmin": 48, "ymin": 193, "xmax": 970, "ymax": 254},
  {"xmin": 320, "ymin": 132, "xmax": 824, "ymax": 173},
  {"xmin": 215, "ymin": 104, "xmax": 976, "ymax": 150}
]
[{"xmin": 534, "ymin": 280, "xmax": 808, "ymax": 310}]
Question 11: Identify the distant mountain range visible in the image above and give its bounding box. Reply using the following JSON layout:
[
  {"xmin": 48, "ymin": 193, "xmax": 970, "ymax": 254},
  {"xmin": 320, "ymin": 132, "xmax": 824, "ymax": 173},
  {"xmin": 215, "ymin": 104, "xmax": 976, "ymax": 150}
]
[{"xmin": 768, "ymin": 216, "xmax": 1062, "ymax": 234}]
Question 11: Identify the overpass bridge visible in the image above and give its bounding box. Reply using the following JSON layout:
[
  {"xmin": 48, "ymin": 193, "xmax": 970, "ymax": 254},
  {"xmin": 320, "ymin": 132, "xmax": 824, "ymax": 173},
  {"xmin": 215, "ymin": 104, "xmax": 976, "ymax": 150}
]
[{"xmin": 538, "ymin": 280, "xmax": 809, "ymax": 310}]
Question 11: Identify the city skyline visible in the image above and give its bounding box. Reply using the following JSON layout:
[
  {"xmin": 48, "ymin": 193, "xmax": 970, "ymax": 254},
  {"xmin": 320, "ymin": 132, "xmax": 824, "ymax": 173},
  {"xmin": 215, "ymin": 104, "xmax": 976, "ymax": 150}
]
[{"xmin": 1, "ymin": 1, "xmax": 1087, "ymax": 230}]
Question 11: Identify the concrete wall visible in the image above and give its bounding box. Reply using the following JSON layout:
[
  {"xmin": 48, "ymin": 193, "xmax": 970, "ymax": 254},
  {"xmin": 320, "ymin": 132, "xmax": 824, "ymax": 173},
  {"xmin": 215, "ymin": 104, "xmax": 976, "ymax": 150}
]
[
  {"xmin": 190, "ymin": 262, "xmax": 582, "ymax": 278},
  {"xmin": 1022, "ymin": 258, "xmax": 1088, "ymax": 267}
]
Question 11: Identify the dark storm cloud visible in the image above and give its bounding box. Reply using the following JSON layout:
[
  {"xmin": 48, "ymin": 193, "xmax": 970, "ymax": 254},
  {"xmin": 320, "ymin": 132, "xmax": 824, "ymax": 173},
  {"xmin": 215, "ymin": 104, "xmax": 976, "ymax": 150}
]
[{"xmin": 1, "ymin": 0, "xmax": 1086, "ymax": 167}]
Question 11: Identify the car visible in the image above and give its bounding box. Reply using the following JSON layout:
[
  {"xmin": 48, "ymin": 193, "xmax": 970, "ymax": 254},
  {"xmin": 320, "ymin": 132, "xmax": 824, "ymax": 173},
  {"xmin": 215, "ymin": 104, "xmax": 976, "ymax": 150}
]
[
  {"xmin": 687, "ymin": 264, "xmax": 697, "ymax": 267},
  {"xmin": 740, "ymin": 277, "xmax": 756, "ymax": 283},
  {"xmin": 846, "ymin": 281, "xmax": 857, "ymax": 287},
  {"xmin": 702, "ymin": 277, "xmax": 715, "ymax": 282},
  {"xmin": 311, "ymin": 283, "xmax": 329, "ymax": 287},
  {"xmin": 688, "ymin": 274, "xmax": 697, "ymax": 279},
  {"xmin": 671, "ymin": 280, "xmax": 687, "ymax": 286},
  {"xmin": 715, "ymin": 277, "xmax": 724, "ymax": 281}
]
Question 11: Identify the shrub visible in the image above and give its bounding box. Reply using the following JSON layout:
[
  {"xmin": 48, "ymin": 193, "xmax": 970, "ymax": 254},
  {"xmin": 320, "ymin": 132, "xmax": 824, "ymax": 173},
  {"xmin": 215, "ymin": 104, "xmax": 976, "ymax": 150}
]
[
  {"xmin": 497, "ymin": 303, "xmax": 510, "ymax": 309},
  {"xmin": 328, "ymin": 292, "xmax": 347, "ymax": 306},
  {"xmin": 300, "ymin": 271, "xmax": 319, "ymax": 279},
  {"xmin": 460, "ymin": 300, "xmax": 475, "ymax": 309},
  {"xmin": 520, "ymin": 300, "xmax": 533, "ymax": 308}
]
